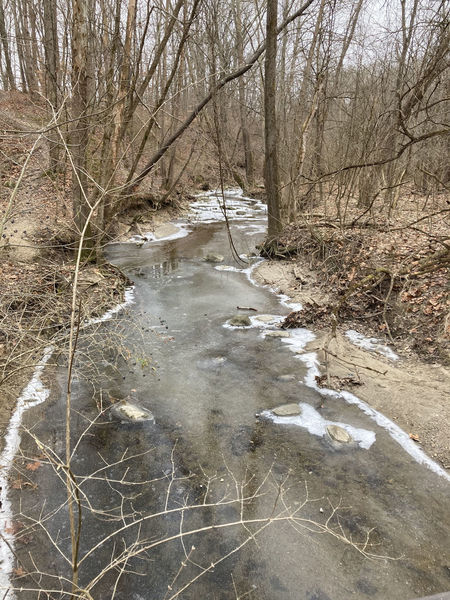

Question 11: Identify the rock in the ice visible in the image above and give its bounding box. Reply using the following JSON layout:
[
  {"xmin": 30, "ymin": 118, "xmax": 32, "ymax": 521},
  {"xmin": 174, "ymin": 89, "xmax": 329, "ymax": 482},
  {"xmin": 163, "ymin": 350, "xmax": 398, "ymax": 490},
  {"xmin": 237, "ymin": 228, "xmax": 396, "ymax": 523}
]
[
  {"xmin": 272, "ymin": 403, "xmax": 302, "ymax": 416},
  {"xmin": 326, "ymin": 424, "xmax": 352, "ymax": 444}
]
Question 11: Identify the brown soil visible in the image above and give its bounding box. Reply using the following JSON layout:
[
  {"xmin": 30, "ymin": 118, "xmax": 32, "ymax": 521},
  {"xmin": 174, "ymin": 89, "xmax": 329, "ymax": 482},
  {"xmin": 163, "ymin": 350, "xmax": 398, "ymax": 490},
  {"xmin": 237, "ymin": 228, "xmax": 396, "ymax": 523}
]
[
  {"xmin": 114, "ymin": 197, "xmax": 191, "ymax": 242},
  {"xmin": 254, "ymin": 258, "xmax": 450, "ymax": 471}
]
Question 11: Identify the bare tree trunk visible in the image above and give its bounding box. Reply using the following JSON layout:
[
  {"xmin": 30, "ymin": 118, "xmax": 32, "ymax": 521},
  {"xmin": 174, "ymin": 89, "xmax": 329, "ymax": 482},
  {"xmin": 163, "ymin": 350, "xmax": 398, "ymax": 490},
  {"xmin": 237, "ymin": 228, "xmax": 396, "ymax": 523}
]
[
  {"xmin": 43, "ymin": 0, "xmax": 60, "ymax": 172},
  {"xmin": 18, "ymin": 0, "xmax": 38, "ymax": 93},
  {"xmin": 111, "ymin": 0, "xmax": 136, "ymax": 169},
  {"xmin": 0, "ymin": 0, "xmax": 16, "ymax": 90},
  {"xmin": 234, "ymin": 0, "xmax": 254, "ymax": 188},
  {"xmin": 264, "ymin": 0, "xmax": 282, "ymax": 239},
  {"xmin": 12, "ymin": 0, "xmax": 27, "ymax": 92},
  {"xmin": 92, "ymin": 0, "xmax": 121, "ymax": 234},
  {"xmin": 71, "ymin": 0, "xmax": 91, "ymax": 247}
]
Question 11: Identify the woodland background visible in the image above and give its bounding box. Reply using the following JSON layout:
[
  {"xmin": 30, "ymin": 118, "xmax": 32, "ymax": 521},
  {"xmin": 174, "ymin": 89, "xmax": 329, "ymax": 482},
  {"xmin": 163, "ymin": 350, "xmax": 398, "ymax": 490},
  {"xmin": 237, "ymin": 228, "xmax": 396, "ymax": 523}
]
[{"xmin": 0, "ymin": 0, "xmax": 449, "ymax": 403}]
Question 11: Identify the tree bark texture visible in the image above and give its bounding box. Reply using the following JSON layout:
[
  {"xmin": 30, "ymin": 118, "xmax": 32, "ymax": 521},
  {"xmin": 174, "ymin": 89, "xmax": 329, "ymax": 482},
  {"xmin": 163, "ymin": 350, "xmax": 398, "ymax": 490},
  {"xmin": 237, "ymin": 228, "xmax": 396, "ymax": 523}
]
[{"xmin": 264, "ymin": 0, "xmax": 282, "ymax": 239}]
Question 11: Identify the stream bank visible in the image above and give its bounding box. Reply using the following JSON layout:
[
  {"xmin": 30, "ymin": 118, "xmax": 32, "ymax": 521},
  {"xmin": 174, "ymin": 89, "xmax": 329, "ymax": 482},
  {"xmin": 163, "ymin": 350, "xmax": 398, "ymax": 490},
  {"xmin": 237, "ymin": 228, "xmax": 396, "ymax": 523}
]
[{"xmin": 254, "ymin": 260, "xmax": 450, "ymax": 471}]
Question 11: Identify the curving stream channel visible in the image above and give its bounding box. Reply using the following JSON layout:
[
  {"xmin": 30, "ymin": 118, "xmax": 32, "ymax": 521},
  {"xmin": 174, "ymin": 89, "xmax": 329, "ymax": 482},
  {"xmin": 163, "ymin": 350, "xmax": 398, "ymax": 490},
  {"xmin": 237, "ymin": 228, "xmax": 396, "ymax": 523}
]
[{"xmin": 2, "ymin": 191, "xmax": 449, "ymax": 599}]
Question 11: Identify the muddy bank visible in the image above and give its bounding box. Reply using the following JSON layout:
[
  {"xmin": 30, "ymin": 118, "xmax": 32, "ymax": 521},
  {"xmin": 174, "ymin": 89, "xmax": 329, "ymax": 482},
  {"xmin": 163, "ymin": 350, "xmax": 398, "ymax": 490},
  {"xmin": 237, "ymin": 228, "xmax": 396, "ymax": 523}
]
[
  {"xmin": 254, "ymin": 259, "xmax": 450, "ymax": 470},
  {"xmin": 114, "ymin": 197, "xmax": 191, "ymax": 241}
]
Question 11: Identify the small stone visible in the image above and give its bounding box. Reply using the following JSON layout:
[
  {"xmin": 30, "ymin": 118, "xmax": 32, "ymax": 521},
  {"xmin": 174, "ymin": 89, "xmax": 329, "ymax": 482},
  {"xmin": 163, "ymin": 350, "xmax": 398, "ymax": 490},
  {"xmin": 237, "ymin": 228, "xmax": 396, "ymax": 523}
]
[
  {"xmin": 272, "ymin": 403, "xmax": 302, "ymax": 417},
  {"xmin": 229, "ymin": 314, "xmax": 251, "ymax": 327},
  {"xmin": 277, "ymin": 374, "xmax": 296, "ymax": 382},
  {"xmin": 326, "ymin": 424, "xmax": 352, "ymax": 444},
  {"xmin": 204, "ymin": 253, "xmax": 224, "ymax": 263},
  {"xmin": 265, "ymin": 330, "xmax": 290, "ymax": 338},
  {"xmin": 212, "ymin": 356, "xmax": 226, "ymax": 364},
  {"xmin": 113, "ymin": 402, "xmax": 154, "ymax": 423},
  {"xmin": 255, "ymin": 314, "xmax": 277, "ymax": 323}
]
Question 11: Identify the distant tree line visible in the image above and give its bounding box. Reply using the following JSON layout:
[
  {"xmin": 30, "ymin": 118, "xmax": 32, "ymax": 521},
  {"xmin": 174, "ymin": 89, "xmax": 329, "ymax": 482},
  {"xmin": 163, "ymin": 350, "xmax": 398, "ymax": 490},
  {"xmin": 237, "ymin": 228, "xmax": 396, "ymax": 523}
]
[{"xmin": 0, "ymin": 0, "xmax": 448, "ymax": 247}]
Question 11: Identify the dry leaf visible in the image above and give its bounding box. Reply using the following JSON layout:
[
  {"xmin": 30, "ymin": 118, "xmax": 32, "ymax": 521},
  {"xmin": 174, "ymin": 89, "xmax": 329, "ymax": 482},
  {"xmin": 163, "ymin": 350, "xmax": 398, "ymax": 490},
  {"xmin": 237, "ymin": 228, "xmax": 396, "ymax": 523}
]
[
  {"xmin": 4, "ymin": 521, "xmax": 23, "ymax": 535},
  {"xmin": 409, "ymin": 433, "xmax": 420, "ymax": 442},
  {"xmin": 26, "ymin": 461, "xmax": 41, "ymax": 472}
]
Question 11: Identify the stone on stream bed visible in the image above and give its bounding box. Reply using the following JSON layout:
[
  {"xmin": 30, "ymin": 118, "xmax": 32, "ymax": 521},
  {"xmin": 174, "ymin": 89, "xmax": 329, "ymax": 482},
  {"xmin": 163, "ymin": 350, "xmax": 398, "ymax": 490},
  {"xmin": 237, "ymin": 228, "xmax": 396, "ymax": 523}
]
[
  {"xmin": 272, "ymin": 404, "xmax": 302, "ymax": 417},
  {"xmin": 229, "ymin": 314, "xmax": 251, "ymax": 327},
  {"xmin": 277, "ymin": 374, "xmax": 296, "ymax": 382},
  {"xmin": 212, "ymin": 356, "xmax": 226, "ymax": 364},
  {"xmin": 265, "ymin": 330, "xmax": 291, "ymax": 338},
  {"xmin": 255, "ymin": 314, "xmax": 278, "ymax": 323},
  {"xmin": 111, "ymin": 402, "xmax": 155, "ymax": 423},
  {"xmin": 326, "ymin": 424, "xmax": 352, "ymax": 444},
  {"xmin": 204, "ymin": 253, "xmax": 224, "ymax": 263}
]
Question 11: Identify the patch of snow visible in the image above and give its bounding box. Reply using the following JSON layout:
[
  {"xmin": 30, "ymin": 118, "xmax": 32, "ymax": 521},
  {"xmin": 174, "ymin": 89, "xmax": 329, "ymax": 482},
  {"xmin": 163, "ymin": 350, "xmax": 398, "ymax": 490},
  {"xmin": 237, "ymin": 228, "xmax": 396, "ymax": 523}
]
[
  {"xmin": 189, "ymin": 190, "xmax": 267, "ymax": 224},
  {"xmin": 0, "ymin": 346, "xmax": 53, "ymax": 598},
  {"xmin": 345, "ymin": 329, "xmax": 399, "ymax": 361},
  {"xmin": 263, "ymin": 402, "xmax": 376, "ymax": 450},
  {"xmin": 339, "ymin": 389, "xmax": 450, "ymax": 481},
  {"xmin": 128, "ymin": 224, "xmax": 191, "ymax": 245},
  {"xmin": 278, "ymin": 293, "xmax": 302, "ymax": 312},
  {"xmin": 291, "ymin": 348, "xmax": 450, "ymax": 482},
  {"xmin": 87, "ymin": 286, "xmax": 135, "ymax": 325},
  {"xmin": 214, "ymin": 265, "xmax": 241, "ymax": 273},
  {"xmin": 224, "ymin": 314, "xmax": 284, "ymax": 331}
]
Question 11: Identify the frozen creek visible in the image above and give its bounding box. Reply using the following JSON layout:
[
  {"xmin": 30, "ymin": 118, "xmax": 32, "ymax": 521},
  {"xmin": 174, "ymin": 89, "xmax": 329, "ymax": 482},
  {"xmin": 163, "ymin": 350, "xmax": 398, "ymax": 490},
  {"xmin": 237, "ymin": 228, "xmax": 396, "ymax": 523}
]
[{"xmin": 1, "ymin": 190, "xmax": 449, "ymax": 600}]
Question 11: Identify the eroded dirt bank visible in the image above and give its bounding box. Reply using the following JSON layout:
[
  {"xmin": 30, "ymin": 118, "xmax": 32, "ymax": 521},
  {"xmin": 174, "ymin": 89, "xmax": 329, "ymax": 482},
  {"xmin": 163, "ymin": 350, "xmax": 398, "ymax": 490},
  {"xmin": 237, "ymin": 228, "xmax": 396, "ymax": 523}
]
[{"xmin": 254, "ymin": 260, "xmax": 450, "ymax": 471}]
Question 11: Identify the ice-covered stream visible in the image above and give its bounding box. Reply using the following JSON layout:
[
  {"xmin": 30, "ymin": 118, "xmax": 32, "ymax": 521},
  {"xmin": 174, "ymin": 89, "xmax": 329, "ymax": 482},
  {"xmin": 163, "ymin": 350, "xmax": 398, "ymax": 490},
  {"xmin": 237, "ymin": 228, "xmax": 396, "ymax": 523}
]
[{"xmin": 1, "ymin": 190, "xmax": 449, "ymax": 600}]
